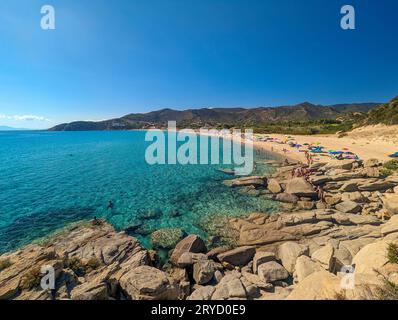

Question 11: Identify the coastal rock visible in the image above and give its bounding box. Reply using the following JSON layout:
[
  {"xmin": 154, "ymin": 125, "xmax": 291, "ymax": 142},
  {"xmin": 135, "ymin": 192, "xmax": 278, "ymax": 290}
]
[
  {"xmin": 211, "ymin": 273, "xmax": 247, "ymax": 300},
  {"xmin": 286, "ymin": 271, "xmax": 340, "ymax": 300},
  {"xmin": 294, "ymin": 255, "xmax": 324, "ymax": 282},
  {"xmin": 285, "ymin": 178, "xmax": 317, "ymax": 198},
  {"xmin": 187, "ymin": 286, "xmax": 215, "ymax": 300},
  {"xmin": 298, "ymin": 201, "xmax": 315, "ymax": 210},
  {"xmin": 277, "ymin": 242, "xmax": 309, "ymax": 273},
  {"xmin": 311, "ymin": 244, "xmax": 334, "ymax": 271},
  {"xmin": 228, "ymin": 176, "xmax": 267, "ymax": 188},
  {"xmin": 325, "ymin": 195, "xmax": 341, "ymax": 205},
  {"xmin": 252, "ymin": 252, "xmax": 276, "ymax": 273},
  {"xmin": 119, "ymin": 266, "xmax": 180, "ymax": 300},
  {"xmin": 335, "ymin": 201, "xmax": 362, "ymax": 214},
  {"xmin": 323, "ymin": 159, "xmax": 357, "ymax": 171},
  {"xmin": 150, "ymin": 228, "xmax": 185, "ymax": 250},
  {"xmin": 241, "ymin": 272, "xmax": 273, "ymax": 291},
  {"xmin": 276, "ymin": 193, "xmax": 299, "ymax": 204},
  {"xmin": 340, "ymin": 181, "xmax": 359, "ymax": 192},
  {"xmin": 267, "ymin": 179, "xmax": 282, "ymax": 194},
  {"xmin": 364, "ymin": 159, "xmax": 381, "ymax": 168},
  {"xmin": 206, "ymin": 247, "xmax": 229, "ymax": 261},
  {"xmin": 358, "ymin": 180, "xmax": 396, "ymax": 192},
  {"xmin": 381, "ymin": 215, "xmax": 398, "ymax": 236},
  {"xmin": 217, "ymin": 246, "xmax": 256, "ymax": 267},
  {"xmin": 193, "ymin": 260, "xmax": 218, "ymax": 285},
  {"xmin": 382, "ymin": 194, "xmax": 398, "ymax": 215},
  {"xmin": 257, "ymin": 261, "xmax": 289, "ymax": 283},
  {"xmin": 311, "ymin": 176, "xmax": 332, "ymax": 186},
  {"xmin": 341, "ymin": 192, "xmax": 365, "ymax": 203},
  {"xmin": 177, "ymin": 252, "xmax": 207, "ymax": 268},
  {"xmin": 352, "ymin": 240, "xmax": 392, "ymax": 276},
  {"xmin": 70, "ymin": 280, "xmax": 109, "ymax": 300},
  {"xmin": 169, "ymin": 235, "xmax": 207, "ymax": 266}
]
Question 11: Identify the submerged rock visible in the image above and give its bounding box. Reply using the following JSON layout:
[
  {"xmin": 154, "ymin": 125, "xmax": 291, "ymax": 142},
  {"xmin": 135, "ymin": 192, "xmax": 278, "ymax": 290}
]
[{"xmin": 150, "ymin": 228, "xmax": 185, "ymax": 250}]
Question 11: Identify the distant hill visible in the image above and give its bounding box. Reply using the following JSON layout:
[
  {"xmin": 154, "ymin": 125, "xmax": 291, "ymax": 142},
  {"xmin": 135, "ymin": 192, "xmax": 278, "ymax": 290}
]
[
  {"xmin": 49, "ymin": 102, "xmax": 380, "ymax": 131},
  {"xmin": 0, "ymin": 126, "xmax": 29, "ymax": 131},
  {"xmin": 359, "ymin": 96, "xmax": 398, "ymax": 126}
]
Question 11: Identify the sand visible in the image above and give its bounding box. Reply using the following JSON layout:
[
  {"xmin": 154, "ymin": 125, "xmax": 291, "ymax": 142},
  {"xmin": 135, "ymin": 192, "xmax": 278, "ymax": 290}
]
[{"xmin": 253, "ymin": 124, "xmax": 398, "ymax": 163}]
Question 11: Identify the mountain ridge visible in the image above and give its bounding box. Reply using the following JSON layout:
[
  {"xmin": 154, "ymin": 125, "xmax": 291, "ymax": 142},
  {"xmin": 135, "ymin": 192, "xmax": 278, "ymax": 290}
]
[{"xmin": 49, "ymin": 102, "xmax": 381, "ymax": 131}]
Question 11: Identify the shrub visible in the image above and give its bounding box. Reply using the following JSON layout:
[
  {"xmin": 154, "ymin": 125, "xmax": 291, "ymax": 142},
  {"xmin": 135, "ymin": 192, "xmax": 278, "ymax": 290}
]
[
  {"xmin": 380, "ymin": 168, "xmax": 393, "ymax": 177},
  {"xmin": 63, "ymin": 256, "xmax": 85, "ymax": 276},
  {"xmin": 85, "ymin": 256, "xmax": 101, "ymax": 272},
  {"xmin": 387, "ymin": 243, "xmax": 398, "ymax": 264},
  {"xmin": 21, "ymin": 267, "xmax": 42, "ymax": 290},
  {"xmin": 0, "ymin": 258, "xmax": 12, "ymax": 272},
  {"xmin": 376, "ymin": 274, "xmax": 398, "ymax": 300},
  {"xmin": 384, "ymin": 160, "xmax": 398, "ymax": 171}
]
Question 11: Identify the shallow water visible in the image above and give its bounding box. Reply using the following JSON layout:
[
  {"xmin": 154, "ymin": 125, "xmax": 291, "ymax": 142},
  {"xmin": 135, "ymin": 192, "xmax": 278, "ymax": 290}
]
[{"xmin": 0, "ymin": 130, "xmax": 279, "ymax": 253}]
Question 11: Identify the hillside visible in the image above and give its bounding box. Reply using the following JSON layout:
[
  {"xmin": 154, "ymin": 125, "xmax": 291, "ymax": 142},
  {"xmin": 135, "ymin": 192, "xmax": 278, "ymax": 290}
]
[
  {"xmin": 360, "ymin": 96, "xmax": 398, "ymax": 126},
  {"xmin": 49, "ymin": 102, "xmax": 379, "ymax": 132}
]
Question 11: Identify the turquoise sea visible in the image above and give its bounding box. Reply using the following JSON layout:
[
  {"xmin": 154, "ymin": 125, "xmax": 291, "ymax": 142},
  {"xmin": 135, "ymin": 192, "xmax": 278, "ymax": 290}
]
[{"xmin": 0, "ymin": 130, "xmax": 279, "ymax": 253}]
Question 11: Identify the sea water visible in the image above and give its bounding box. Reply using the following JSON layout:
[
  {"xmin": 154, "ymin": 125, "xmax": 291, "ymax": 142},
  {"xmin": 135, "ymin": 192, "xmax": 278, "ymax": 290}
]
[{"xmin": 0, "ymin": 130, "xmax": 279, "ymax": 253}]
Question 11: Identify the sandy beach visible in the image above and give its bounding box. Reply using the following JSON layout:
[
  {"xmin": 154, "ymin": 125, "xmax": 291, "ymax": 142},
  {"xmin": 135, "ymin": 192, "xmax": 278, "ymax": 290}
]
[{"xmin": 252, "ymin": 124, "xmax": 398, "ymax": 163}]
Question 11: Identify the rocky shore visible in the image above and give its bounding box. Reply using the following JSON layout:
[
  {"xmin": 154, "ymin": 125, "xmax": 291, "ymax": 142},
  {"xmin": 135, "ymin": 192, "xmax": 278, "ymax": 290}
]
[{"xmin": 1, "ymin": 158, "xmax": 398, "ymax": 300}]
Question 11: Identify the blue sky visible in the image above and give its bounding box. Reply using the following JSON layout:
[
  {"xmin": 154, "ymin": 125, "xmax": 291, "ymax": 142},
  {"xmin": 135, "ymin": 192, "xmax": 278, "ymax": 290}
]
[{"xmin": 0, "ymin": 0, "xmax": 397, "ymax": 129}]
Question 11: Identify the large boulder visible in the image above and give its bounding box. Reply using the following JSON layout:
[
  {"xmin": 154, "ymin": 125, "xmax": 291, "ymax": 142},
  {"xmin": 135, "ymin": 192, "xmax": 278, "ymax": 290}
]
[
  {"xmin": 276, "ymin": 193, "xmax": 299, "ymax": 204},
  {"xmin": 227, "ymin": 176, "xmax": 267, "ymax": 188},
  {"xmin": 267, "ymin": 179, "xmax": 282, "ymax": 194},
  {"xmin": 364, "ymin": 158, "xmax": 381, "ymax": 168},
  {"xmin": 257, "ymin": 261, "xmax": 289, "ymax": 283},
  {"xmin": 193, "ymin": 260, "xmax": 218, "ymax": 285},
  {"xmin": 352, "ymin": 240, "xmax": 392, "ymax": 276},
  {"xmin": 187, "ymin": 286, "xmax": 215, "ymax": 300},
  {"xmin": 217, "ymin": 246, "xmax": 256, "ymax": 267},
  {"xmin": 381, "ymin": 215, "xmax": 398, "ymax": 236},
  {"xmin": 294, "ymin": 255, "xmax": 324, "ymax": 282},
  {"xmin": 324, "ymin": 159, "xmax": 357, "ymax": 171},
  {"xmin": 311, "ymin": 244, "xmax": 334, "ymax": 271},
  {"xmin": 277, "ymin": 242, "xmax": 309, "ymax": 273},
  {"xmin": 119, "ymin": 266, "xmax": 181, "ymax": 300},
  {"xmin": 169, "ymin": 235, "xmax": 207, "ymax": 265},
  {"xmin": 150, "ymin": 228, "xmax": 185, "ymax": 250},
  {"xmin": 285, "ymin": 178, "xmax": 317, "ymax": 198},
  {"xmin": 286, "ymin": 271, "xmax": 341, "ymax": 300},
  {"xmin": 211, "ymin": 273, "xmax": 247, "ymax": 300},
  {"xmin": 335, "ymin": 201, "xmax": 362, "ymax": 214},
  {"xmin": 176, "ymin": 252, "xmax": 207, "ymax": 268},
  {"xmin": 382, "ymin": 194, "xmax": 398, "ymax": 215},
  {"xmin": 252, "ymin": 252, "xmax": 276, "ymax": 273}
]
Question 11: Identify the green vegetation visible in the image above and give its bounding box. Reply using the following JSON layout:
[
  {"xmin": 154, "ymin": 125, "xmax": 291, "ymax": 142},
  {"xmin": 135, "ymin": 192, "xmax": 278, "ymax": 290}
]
[
  {"xmin": 387, "ymin": 243, "xmax": 398, "ymax": 264},
  {"xmin": 21, "ymin": 267, "xmax": 43, "ymax": 290},
  {"xmin": 363, "ymin": 97, "xmax": 398, "ymax": 126},
  {"xmin": 384, "ymin": 160, "xmax": 398, "ymax": 171},
  {"xmin": 380, "ymin": 160, "xmax": 398, "ymax": 177},
  {"xmin": 63, "ymin": 255, "xmax": 102, "ymax": 276},
  {"xmin": 63, "ymin": 256, "xmax": 85, "ymax": 276},
  {"xmin": 374, "ymin": 244, "xmax": 398, "ymax": 300},
  {"xmin": 0, "ymin": 258, "xmax": 12, "ymax": 272}
]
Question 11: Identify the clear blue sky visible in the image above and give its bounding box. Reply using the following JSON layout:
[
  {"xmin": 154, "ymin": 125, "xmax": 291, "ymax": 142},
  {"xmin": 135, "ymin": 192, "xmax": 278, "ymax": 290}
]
[{"xmin": 0, "ymin": 0, "xmax": 397, "ymax": 129}]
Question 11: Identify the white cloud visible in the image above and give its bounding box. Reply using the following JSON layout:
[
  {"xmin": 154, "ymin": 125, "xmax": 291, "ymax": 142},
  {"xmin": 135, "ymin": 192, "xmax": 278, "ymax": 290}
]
[{"xmin": 0, "ymin": 114, "xmax": 50, "ymax": 121}]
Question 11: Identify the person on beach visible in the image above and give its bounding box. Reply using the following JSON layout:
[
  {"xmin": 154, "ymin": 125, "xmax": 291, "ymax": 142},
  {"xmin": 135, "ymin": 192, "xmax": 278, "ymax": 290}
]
[{"xmin": 107, "ymin": 200, "xmax": 114, "ymax": 210}]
